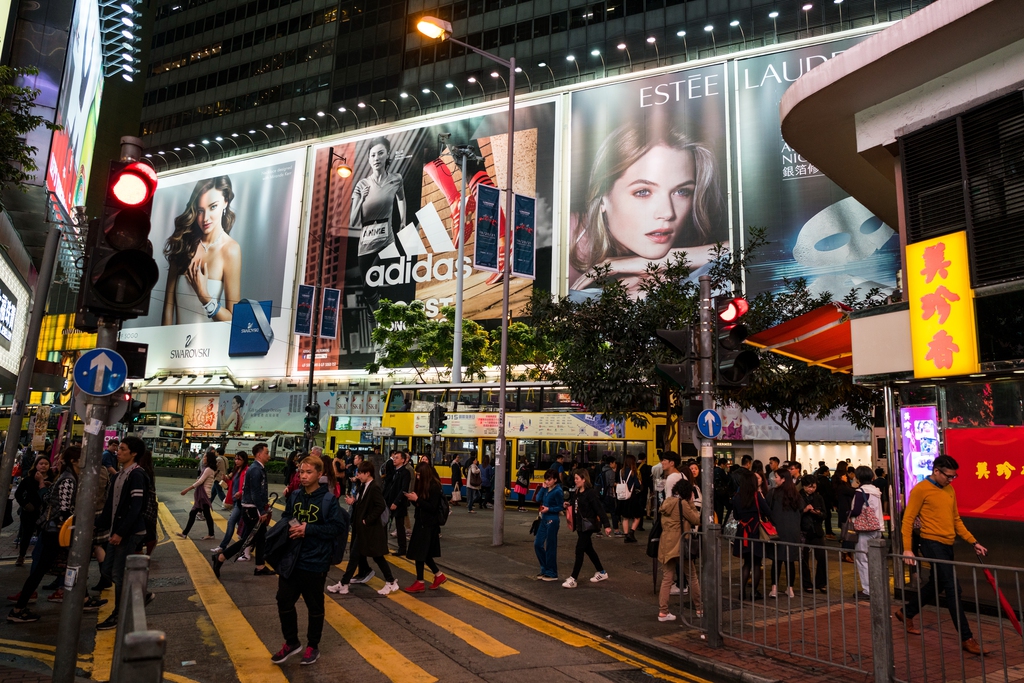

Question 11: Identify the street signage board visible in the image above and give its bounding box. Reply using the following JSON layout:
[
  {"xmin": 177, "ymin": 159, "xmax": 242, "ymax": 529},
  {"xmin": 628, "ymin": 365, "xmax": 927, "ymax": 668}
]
[
  {"xmin": 73, "ymin": 349, "xmax": 127, "ymax": 397},
  {"xmin": 697, "ymin": 409, "xmax": 723, "ymax": 440}
]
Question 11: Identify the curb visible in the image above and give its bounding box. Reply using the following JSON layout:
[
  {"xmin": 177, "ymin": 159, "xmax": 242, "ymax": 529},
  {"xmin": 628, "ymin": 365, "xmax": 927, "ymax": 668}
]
[{"xmin": 430, "ymin": 555, "xmax": 780, "ymax": 683}]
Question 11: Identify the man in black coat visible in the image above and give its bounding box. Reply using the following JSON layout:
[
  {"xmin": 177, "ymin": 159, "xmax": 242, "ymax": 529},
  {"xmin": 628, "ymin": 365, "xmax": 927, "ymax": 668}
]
[
  {"xmin": 329, "ymin": 462, "xmax": 399, "ymax": 595},
  {"xmin": 388, "ymin": 451, "xmax": 412, "ymax": 556}
]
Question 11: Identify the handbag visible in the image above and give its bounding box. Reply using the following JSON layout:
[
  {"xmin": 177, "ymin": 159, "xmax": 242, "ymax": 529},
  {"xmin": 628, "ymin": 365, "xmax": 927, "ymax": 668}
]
[
  {"xmin": 851, "ymin": 492, "xmax": 881, "ymax": 532},
  {"xmin": 264, "ymin": 519, "xmax": 300, "ymax": 576},
  {"xmin": 840, "ymin": 516, "xmax": 860, "ymax": 544},
  {"xmin": 451, "ymin": 487, "xmax": 462, "ymax": 503},
  {"xmin": 755, "ymin": 495, "xmax": 779, "ymax": 541},
  {"xmin": 679, "ymin": 501, "xmax": 701, "ymax": 561},
  {"xmin": 59, "ymin": 515, "xmax": 74, "ymax": 547},
  {"xmin": 645, "ymin": 514, "xmax": 663, "ymax": 558},
  {"xmin": 529, "ymin": 513, "xmax": 541, "ymax": 536}
]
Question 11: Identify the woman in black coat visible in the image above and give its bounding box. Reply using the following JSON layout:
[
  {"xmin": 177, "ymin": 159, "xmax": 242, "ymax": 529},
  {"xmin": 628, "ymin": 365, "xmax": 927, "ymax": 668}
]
[
  {"xmin": 403, "ymin": 462, "xmax": 447, "ymax": 593},
  {"xmin": 562, "ymin": 468, "xmax": 613, "ymax": 588},
  {"xmin": 334, "ymin": 461, "xmax": 399, "ymax": 595},
  {"xmin": 14, "ymin": 455, "xmax": 52, "ymax": 566},
  {"xmin": 731, "ymin": 468, "xmax": 772, "ymax": 601}
]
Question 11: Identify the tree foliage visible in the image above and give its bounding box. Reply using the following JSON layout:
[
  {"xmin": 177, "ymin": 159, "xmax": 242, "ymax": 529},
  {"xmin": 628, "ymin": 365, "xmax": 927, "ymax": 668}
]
[{"xmin": 0, "ymin": 66, "xmax": 60, "ymax": 210}]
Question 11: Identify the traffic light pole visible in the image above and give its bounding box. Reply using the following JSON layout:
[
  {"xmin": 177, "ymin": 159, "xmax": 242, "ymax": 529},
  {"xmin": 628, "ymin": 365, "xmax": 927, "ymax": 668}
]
[
  {"xmin": 52, "ymin": 317, "xmax": 120, "ymax": 683},
  {"xmin": 698, "ymin": 274, "xmax": 722, "ymax": 647},
  {"xmin": 0, "ymin": 223, "xmax": 61, "ymax": 525}
]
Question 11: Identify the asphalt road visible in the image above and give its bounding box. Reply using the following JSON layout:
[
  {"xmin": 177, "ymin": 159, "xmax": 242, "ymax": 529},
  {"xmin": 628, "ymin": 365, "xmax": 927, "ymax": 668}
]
[{"xmin": 0, "ymin": 478, "xmax": 714, "ymax": 683}]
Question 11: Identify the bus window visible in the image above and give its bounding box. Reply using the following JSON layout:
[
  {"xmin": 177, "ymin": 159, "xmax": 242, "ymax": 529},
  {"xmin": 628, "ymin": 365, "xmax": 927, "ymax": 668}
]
[
  {"xmin": 520, "ymin": 387, "xmax": 540, "ymax": 412},
  {"xmin": 138, "ymin": 414, "xmax": 159, "ymax": 426},
  {"xmin": 385, "ymin": 389, "xmax": 413, "ymax": 412},
  {"xmin": 626, "ymin": 441, "xmax": 651, "ymax": 464},
  {"xmin": 160, "ymin": 414, "xmax": 184, "ymax": 428},
  {"xmin": 517, "ymin": 439, "xmax": 539, "ymax": 469},
  {"xmin": 542, "ymin": 388, "xmax": 581, "ymax": 412},
  {"xmin": 481, "ymin": 388, "xmax": 515, "ymax": 412},
  {"xmin": 453, "ymin": 388, "xmax": 481, "ymax": 411},
  {"xmin": 413, "ymin": 388, "xmax": 446, "ymax": 412},
  {"xmin": 444, "ymin": 437, "xmax": 477, "ymax": 464},
  {"xmin": 579, "ymin": 441, "xmax": 623, "ymax": 464}
]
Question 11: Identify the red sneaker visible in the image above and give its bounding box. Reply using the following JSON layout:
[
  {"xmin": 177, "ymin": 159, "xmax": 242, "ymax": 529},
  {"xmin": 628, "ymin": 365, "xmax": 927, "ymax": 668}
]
[
  {"xmin": 403, "ymin": 580, "xmax": 426, "ymax": 594},
  {"xmin": 47, "ymin": 589, "xmax": 64, "ymax": 603},
  {"xmin": 429, "ymin": 574, "xmax": 448, "ymax": 590},
  {"xmin": 7, "ymin": 592, "xmax": 36, "ymax": 604}
]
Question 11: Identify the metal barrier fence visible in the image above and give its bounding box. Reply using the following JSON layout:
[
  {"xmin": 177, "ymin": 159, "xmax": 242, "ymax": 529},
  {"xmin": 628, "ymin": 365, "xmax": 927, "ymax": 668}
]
[
  {"xmin": 672, "ymin": 528, "xmax": 1024, "ymax": 682},
  {"xmin": 110, "ymin": 554, "xmax": 165, "ymax": 683}
]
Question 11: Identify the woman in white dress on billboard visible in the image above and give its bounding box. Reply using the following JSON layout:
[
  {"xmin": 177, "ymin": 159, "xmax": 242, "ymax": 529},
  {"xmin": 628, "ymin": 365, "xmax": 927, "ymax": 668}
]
[{"xmin": 162, "ymin": 176, "xmax": 242, "ymax": 325}]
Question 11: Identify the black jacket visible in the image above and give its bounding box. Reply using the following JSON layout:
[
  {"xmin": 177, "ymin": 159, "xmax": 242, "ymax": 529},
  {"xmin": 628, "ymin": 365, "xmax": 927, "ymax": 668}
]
[
  {"xmin": 801, "ymin": 490, "xmax": 826, "ymax": 539},
  {"xmin": 388, "ymin": 463, "xmax": 412, "ymax": 513},
  {"xmin": 242, "ymin": 460, "xmax": 268, "ymax": 509},
  {"xmin": 100, "ymin": 465, "xmax": 149, "ymax": 538},
  {"xmin": 351, "ymin": 479, "xmax": 388, "ymax": 558},
  {"xmin": 571, "ymin": 486, "xmax": 611, "ymax": 533},
  {"xmin": 281, "ymin": 484, "xmax": 348, "ymax": 573},
  {"xmin": 407, "ymin": 480, "xmax": 442, "ymax": 561}
]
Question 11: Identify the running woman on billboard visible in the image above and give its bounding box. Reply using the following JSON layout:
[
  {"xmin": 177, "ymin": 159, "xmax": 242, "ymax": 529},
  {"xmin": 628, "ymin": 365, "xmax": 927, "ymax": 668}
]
[
  {"xmin": 352, "ymin": 137, "xmax": 406, "ymax": 308},
  {"xmin": 162, "ymin": 176, "xmax": 242, "ymax": 324},
  {"xmin": 569, "ymin": 122, "xmax": 723, "ymax": 299}
]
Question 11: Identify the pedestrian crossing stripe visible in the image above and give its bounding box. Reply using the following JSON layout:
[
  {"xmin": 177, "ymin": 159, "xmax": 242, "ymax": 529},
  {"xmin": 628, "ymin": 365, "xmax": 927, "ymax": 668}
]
[{"xmin": 322, "ymin": 600, "xmax": 437, "ymax": 683}]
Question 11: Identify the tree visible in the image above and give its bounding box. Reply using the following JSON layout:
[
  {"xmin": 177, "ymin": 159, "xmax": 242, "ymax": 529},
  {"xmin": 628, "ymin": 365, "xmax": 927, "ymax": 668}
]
[
  {"xmin": 0, "ymin": 66, "xmax": 59, "ymax": 210},
  {"xmin": 727, "ymin": 279, "xmax": 881, "ymax": 458},
  {"xmin": 493, "ymin": 320, "xmax": 553, "ymax": 382},
  {"xmin": 366, "ymin": 300, "xmax": 492, "ymax": 382}
]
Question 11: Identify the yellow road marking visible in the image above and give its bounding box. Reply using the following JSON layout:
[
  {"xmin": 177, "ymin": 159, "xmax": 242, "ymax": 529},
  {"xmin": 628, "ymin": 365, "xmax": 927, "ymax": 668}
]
[
  {"xmin": 386, "ymin": 555, "xmax": 707, "ymax": 683},
  {"xmin": 158, "ymin": 503, "xmax": 288, "ymax": 683},
  {"xmin": 0, "ymin": 643, "xmax": 202, "ymax": 683},
  {"xmin": 0, "ymin": 638, "xmax": 55, "ymax": 651},
  {"xmin": 322, "ymin": 599, "xmax": 437, "ymax": 683},
  {"xmin": 88, "ymin": 583, "xmax": 117, "ymax": 680},
  {"xmin": 362, "ymin": 577, "xmax": 518, "ymax": 658}
]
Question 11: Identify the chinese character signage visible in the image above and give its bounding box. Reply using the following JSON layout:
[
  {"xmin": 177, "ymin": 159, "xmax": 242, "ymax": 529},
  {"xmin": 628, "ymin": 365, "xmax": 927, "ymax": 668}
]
[
  {"xmin": 0, "ymin": 278, "xmax": 18, "ymax": 351},
  {"xmin": 946, "ymin": 427, "xmax": 1024, "ymax": 522},
  {"xmin": 905, "ymin": 231, "xmax": 979, "ymax": 378},
  {"xmin": 899, "ymin": 405, "xmax": 940, "ymax": 502}
]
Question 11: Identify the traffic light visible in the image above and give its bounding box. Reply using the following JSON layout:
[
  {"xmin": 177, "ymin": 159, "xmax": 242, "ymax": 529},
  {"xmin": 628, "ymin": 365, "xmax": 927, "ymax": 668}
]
[
  {"xmin": 436, "ymin": 405, "xmax": 449, "ymax": 432},
  {"xmin": 126, "ymin": 395, "xmax": 146, "ymax": 428},
  {"xmin": 304, "ymin": 402, "xmax": 321, "ymax": 435},
  {"xmin": 655, "ymin": 326, "xmax": 697, "ymax": 393},
  {"xmin": 78, "ymin": 160, "xmax": 160, "ymax": 320},
  {"xmin": 714, "ymin": 296, "xmax": 760, "ymax": 387},
  {"xmin": 428, "ymin": 404, "xmax": 439, "ymax": 435}
]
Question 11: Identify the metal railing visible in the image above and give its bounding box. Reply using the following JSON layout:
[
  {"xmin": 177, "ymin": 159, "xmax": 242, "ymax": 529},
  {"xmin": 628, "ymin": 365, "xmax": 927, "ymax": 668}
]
[
  {"xmin": 672, "ymin": 526, "xmax": 1024, "ymax": 682},
  {"xmin": 110, "ymin": 554, "xmax": 166, "ymax": 683}
]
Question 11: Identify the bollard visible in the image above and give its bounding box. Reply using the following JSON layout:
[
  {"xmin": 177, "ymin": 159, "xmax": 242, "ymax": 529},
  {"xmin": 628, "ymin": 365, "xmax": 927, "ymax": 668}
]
[
  {"xmin": 867, "ymin": 537, "xmax": 894, "ymax": 683},
  {"xmin": 703, "ymin": 523, "xmax": 722, "ymax": 647}
]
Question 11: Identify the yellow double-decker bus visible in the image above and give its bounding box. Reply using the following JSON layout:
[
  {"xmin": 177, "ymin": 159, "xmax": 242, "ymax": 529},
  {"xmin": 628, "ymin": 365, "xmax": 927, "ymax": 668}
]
[{"xmin": 380, "ymin": 382, "xmax": 665, "ymax": 500}]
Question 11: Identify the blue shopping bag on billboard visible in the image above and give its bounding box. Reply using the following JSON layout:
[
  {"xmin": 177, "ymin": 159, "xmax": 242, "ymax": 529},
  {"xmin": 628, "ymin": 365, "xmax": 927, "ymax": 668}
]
[{"xmin": 229, "ymin": 299, "xmax": 274, "ymax": 357}]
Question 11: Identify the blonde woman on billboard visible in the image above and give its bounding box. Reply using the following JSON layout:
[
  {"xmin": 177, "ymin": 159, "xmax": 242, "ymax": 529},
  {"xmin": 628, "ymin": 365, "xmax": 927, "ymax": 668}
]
[
  {"xmin": 352, "ymin": 137, "xmax": 406, "ymax": 306},
  {"xmin": 162, "ymin": 176, "xmax": 242, "ymax": 325},
  {"xmin": 570, "ymin": 122, "xmax": 723, "ymax": 299}
]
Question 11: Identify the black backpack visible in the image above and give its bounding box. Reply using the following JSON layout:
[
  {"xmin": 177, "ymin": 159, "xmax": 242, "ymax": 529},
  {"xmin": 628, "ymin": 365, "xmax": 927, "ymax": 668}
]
[
  {"xmin": 320, "ymin": 492, "xmax": 351, "ymax": 565},
  {"xmin": 437, "ymin": 493, "xmax": 451, "ymax": 526}
]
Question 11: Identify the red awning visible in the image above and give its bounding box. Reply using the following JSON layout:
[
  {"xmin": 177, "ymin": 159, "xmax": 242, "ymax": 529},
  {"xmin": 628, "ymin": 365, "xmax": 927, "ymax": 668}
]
[{"xmin": 745, "ymin": 302, "xmax": 853, "ymax": 373}]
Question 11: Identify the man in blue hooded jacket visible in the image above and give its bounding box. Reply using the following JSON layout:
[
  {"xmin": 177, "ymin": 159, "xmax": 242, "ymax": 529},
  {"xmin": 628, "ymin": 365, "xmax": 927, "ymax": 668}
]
[{"xmin": 269, "ymin": 455, "xmax": 348, "ymax": 667}]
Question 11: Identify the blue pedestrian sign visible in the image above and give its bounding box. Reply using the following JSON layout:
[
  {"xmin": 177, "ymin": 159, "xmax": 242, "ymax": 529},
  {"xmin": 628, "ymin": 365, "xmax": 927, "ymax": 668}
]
[
  {"xmin": 74, "ymin": 349, "xmax": 128, "ymax": 397},
  {"xmin": 697, "ymin": 409, "xmax": 723, "ymax": 440}
]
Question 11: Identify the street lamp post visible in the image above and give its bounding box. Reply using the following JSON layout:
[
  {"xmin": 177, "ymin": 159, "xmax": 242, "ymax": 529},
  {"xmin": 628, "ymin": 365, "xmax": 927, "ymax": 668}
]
[
  {"xmin": 381, "ymin": 98, "xmax": 400, "ymax": 119},
  {"xmin": 448, "ymin": 143, "xmax": 482, "ymax": 384},
  {"xmin": 769, "ymin": 11, "xmax": 779, "ymax": 43},
  {"xmin": 705, "ymin": 24, "xmax": 717, "ymax": 56},
  {"xmin": 616, "ymin": 42, "xmax": 633, "ymax": 71},
  {"xmin": 418, "ymin": 15, "xmax": 516, "ymax": 546},
  {"xmin": 300, "ymin": 116, "xmax": 321, "ymax": 136}
]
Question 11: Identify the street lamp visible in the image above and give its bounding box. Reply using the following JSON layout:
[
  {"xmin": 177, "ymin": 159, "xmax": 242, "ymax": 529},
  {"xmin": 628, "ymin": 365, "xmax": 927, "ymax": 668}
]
[
  {"xmin": 339, "ymin": 106, "xmax": 359, "ymax": 129},
  {"xmin": 381, "ymin": 98, "xmax": 400, "ymax": 118},
  {"xmin": 646, "ymin": 36, "xmax": 660, "ymax": 67},
  {"xmin": 400, "ymin": 91, "xmax": 421, "ymax": 112},
  {"xmin": 802, "ymin": 3, "xmax": 813, "ymax": 37},
  {"xmin": 467, "ymin": 75, "xmax": 487, "ymax": 99},
  {"xmin": 250, "ymin": 128, "xmax": 270, "ymax": 144},
  {"xmin": 769, "ymin": 11, "xmax": 779, "ymax": 43},
  {"xmin": 590, "ymin": 49, "xmax": 606, "ymax": 77},
  {"xmin": 677, "ymin": 30, "xmax": 689, "ymax": 61},
  {"xmin": 565, "ymin": 54, "xmax": 581, "ymax": 79},
  {"xmin": 422, "ymin": 87, "xmax": 443, "ymax": 107},
  {"xmin": 304, "ymin": 146, "xmax": 354, "ymax": 452},
  {"xmin": 418, "ymin": 14, "xmax": 517, "ymax": 546},
  {"xmin": 617, "ymin": 42, "xmax": 633, "ymax": 71},
  {"xmin": 233, "ymin": 132, "xmax": 255, "ymax": 148},
  {"xmin": 444, "ymin": 81, "xmax": 464, "ymax": 104},
  {"xmin": 357, "ymin": 101, "xmax": 380, "ymax": 124},
  {"xmin": 704, "ymin": 24, "xmax": 717, "ymax": 56},
  {"xmin": 730, "ymin": 20, "xmax": 747, "ymax": 50},
  {"xmin": 490, "ymin": 70, "xmax": 507, "ymax": 91},
  {"xmin": 537, "ymin": 61, "xmax": 556, "ymax": 86},
  {"xmin": 299, "ymin": 116, "xmax": 321, "ymax": 136},
  {"xmin": 514, "ymin": 66, "xmax": 533, "ymax": 92},
  {"xmin": 317, "ymin": 110, "xmax": 340, "ymax": 132}
]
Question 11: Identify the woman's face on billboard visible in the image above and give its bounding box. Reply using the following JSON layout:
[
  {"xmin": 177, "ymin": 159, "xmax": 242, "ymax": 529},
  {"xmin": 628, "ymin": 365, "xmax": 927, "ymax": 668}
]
[
  {"xmin": 197, "ymin": 189, "xmax": 227, "ymax": 235},
  {"xmin": 601, "ymin": 144, "xmax": 696, "ymax": 260},
  {"xmin": 368, "ymin": 143, "xmax": 388, "ymax": 173}
]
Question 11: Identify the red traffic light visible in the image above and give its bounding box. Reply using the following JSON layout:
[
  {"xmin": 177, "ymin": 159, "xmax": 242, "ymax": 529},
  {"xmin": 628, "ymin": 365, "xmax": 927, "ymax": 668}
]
[
  {"xmin": 110, "ymin": 162, "xmax": 158, "ymax": 207},
  {"xmin": 718, "ymin": 297, "xmax": 749, "ymax": 323}
]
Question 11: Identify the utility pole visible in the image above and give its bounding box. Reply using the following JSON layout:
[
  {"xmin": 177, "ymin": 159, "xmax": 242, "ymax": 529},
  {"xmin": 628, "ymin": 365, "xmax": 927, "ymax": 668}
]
[
  {"xmin": 0, "ymin": 223, "xmax": 61, "ymax": 526},
  {"xmin": 698, "ymin": 274, "xmax": 722, "ymax": 647},
  {"xmin": 450, "ymin": 143, "xmax": 482, "ymax": 383}
]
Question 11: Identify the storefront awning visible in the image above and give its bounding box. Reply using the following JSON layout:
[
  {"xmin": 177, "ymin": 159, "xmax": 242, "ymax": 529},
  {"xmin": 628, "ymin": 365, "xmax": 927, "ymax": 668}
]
[{"xmin": 745, "ymin": 303, "xmax": 854, "ymax": 374}]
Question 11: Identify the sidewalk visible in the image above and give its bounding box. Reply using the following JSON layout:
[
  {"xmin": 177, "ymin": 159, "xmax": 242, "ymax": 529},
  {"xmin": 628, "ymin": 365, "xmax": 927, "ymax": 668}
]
[{"xmin": 418, "ymin": 505, "xmax": 1020, "ymax": 683}]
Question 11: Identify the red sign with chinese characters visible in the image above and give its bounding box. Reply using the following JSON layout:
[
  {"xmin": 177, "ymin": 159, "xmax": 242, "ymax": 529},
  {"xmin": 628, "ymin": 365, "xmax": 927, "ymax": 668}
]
[{"xmin": 945, "ymin": 427, "xmax": 1024, "ymax": 522}]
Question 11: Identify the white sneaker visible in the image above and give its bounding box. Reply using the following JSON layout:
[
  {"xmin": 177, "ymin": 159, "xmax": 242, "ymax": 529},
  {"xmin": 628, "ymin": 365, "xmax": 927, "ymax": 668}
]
[
  {"xmin": 351, "ymin": 570, "xmax": 375, "ymax": 584},
  {"xmin": 658, "ymin": 613, "xmax": 677, "ymax": 622},
  {"xmin": 236, "ymin": 549, "xmax": 251, "ymax": 562},
  {"xmin": 562, "ymin": 577, "xmax": 577, "ymax": 589},
  {"xmin": 590, "ymin": 571, "xmax": 608, "ymax": 583},
  {"xmin": 377, "ymin": 581, "xmax": 399, "ymax": 596},
  {"xmin": 209, "ymin": 547, "xmax": 223, "ymax": 554},
  {"xmin": 669, "ymin": 585, "xmax": 680, "ymax": 595},
  {"xmin": 390, "ymin": 530, "xmax": 398, "ymax": 537},
  {"xmin": 326, "ymin": 582, "xmax": 348, "ymax": 594}
]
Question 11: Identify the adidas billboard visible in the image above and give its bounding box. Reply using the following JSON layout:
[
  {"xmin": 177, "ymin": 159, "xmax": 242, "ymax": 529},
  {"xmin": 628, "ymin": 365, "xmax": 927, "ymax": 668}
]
[{"xmin": 363, "ymin": 203, "xmax": 472, "ymax": 287}]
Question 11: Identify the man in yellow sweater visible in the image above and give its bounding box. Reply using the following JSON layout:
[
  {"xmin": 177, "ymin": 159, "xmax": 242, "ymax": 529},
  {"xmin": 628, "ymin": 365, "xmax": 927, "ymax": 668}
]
[{"xmin": 894, "ymin": 455, "xmax": 989, "ymax": 656}]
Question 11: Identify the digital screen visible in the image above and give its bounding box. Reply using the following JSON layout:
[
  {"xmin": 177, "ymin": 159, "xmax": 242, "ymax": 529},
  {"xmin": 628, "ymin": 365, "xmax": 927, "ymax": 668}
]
[{"xmin": 900, "ymin": 405, "xmax": 940, "ymax": 501}]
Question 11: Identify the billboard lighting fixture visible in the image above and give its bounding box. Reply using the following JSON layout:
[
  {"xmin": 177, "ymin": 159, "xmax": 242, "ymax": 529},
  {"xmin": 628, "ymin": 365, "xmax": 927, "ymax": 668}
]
[
  {"xmin": 802, "ymin": 3, "xmax": 813, "ymax": 9},
  {"xmin": 122, "ymin": 73, "xmax": 132, "ymax": 82},
  {"xmin": 215, "ymin": 136, "xmax": 223, "ymax": 141},
  {"xmin": 121, "ymin": 17, "xmax": 133, "ymax": 26},
  {"xmin": 121, "ymin": 29, "xmax": 134, "ymax": 39},
  {"xmin": 122, "ymin": 53, "xmax": 133, "ymax": 62},
  {"xmin": 251, "ymin": 384, "xmax": 260, "ymax": 390},
  {"xmin": 704, "ymin": 24, "xmax": 714, "ymax": 31},
  {"xmin": 248, "ymin": 129, "xmax": 256, "ymax": 134},
  {"xmin": 316, "ymin": 111, "xmax": 325, "ymax": 116},
  {"xmin": 265, "ymin": 123, "xmax": 273, "ymax": 128},
  {"xmin": 187, "ymin": 143, "xmax": 195, "ymax": 147},
  {"xmin": 677, "ymin": 30, "xmax": 686, "ymax": 36},
  {"xmin": 769, "ymin": 10, "xmax": 779, "ymax": 18},
  {"xmin": 121, "ymin": 2, "xmax": 134, "ymax": 12}
]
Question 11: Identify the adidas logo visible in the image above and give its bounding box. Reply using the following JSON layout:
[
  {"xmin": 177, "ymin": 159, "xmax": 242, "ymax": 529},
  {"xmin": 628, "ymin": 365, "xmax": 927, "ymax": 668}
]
[{"xmin": 365, "ymin": 202, "xmax": 471, "ymax": 287}]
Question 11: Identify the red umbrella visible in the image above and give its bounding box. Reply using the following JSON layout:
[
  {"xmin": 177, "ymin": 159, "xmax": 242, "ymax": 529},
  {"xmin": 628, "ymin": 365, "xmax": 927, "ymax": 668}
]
[{"xmin": 977, "ymin": 555, "xmax": 1022, "ymax": 637}]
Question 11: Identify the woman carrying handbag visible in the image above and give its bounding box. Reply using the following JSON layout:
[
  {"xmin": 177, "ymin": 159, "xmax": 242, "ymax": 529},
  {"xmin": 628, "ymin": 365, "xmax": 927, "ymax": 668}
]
[
  {"xmin": 658, "ymin": 478, "xmax": 702, "ymax": 622},
  {"xmin": 730, "ymin": 468, "xmax": 773, "ymax": 601}
]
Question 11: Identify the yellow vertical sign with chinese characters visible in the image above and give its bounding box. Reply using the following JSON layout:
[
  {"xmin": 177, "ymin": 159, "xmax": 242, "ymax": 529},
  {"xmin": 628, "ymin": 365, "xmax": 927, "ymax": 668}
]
[{"xmin": 906, "ymin": 230, "xmax": 979, "ymax": 378}]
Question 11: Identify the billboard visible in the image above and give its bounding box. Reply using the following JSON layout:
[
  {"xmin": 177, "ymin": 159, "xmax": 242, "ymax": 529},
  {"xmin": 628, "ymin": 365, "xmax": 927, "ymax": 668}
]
[
  {"xmin": 568, "ymin": 63, "xmax": 730, "ymax": 300},
  {"xmin": 219, "ymin": 391, "xmax": 352, "ymax": 433},
  {"xmin": 46, "ymin": 0, "xmax": 103, "ymax": 214},
  {"xmin": 120, "ymin": 149, "xmax": 306, "ymax": 377},
  {"xmin": 298, "ymin": 101, "xmax": 558, "ymax": 371},
  {"xmin": 734, "ymin": 36, "xmax": 899, "ymax": 297}
]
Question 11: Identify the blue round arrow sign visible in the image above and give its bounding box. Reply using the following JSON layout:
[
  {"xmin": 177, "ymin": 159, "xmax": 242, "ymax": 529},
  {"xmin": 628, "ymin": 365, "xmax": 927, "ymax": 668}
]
[
  {"xmin": 696, "ymin": 409, "xmax": 723, "ymax": 440},
  {"xmin": 74, "ymin": 349, "xmax": 128, "ymax": 397}
]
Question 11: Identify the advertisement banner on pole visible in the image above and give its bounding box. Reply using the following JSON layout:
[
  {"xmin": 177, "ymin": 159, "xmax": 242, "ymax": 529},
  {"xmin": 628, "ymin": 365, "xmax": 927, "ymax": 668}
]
[
  {"xmin": 734, "ymin": 35, "xmax": 899, "ymax": 297},
  {"xmin": 320, "ymin": 287, "xmax": 341, "ymax": 340},
  {"xmin": 294, "ymin": 284, "xmax": 315, "ymax": 337},
  {"xmin": 120, "ymin": 149, "xmax": 306, "ymax": 378},
  {"xmin": 473, "ymin": 184, "xmax": 501, "ymax": 274},
  {"xmin": 512, "ymin": 194, "xmax": 536, "ymax": 280},
  {"xmin": 298, "ymin": 101, "xmax": 557, "ymax": 372}
]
